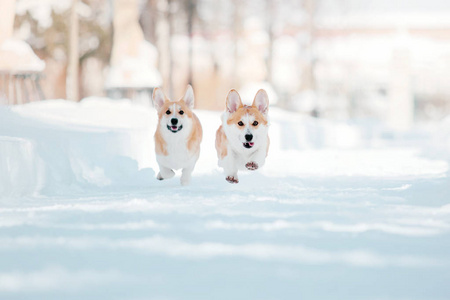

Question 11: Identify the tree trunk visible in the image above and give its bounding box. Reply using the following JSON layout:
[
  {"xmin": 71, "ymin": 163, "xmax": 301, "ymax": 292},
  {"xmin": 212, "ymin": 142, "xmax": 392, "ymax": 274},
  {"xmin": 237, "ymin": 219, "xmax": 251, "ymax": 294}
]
[
  {"xmin": 265, "ymin": 0, "xmax": 274, "ymax": 85},
  {"xmin": 232, "ymin": 0, "xmax": 241, "ymax": 88},
  {"xmin": 140, "ymin": 0, "xmax": 158, "ymax": 45},
  {"xmin": 186, "ymin": 0, "xmax": 196, "ymax": 87},
  {"xmin": 0, "ymin": 0, "xmax": 15, "ymax": 45},
  {"xmin": 302, "ymin": 0, "xmax": 317, "ymax": 116},
  {"xmin": 167, "ymin": 0, "xmax": 174, "ymax": 98},
  {"xmin": 67, "ymin": 0, "xmax": 79, "ymax": 101}
]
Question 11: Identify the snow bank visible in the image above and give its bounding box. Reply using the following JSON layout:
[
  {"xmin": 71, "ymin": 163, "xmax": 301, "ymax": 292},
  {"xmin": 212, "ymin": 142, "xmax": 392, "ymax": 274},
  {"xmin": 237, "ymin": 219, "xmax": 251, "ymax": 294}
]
[
  {"xmin": 0, "ymin": 137, "xmax": 44, "ymax": 197},
  {"xmin": 0, "ymin": 99, "xmax": 155, "ymax": 197},
  {"xmin": 1, "ymin": 97, "xmax": 449, "ymax": 300},
  {"xmin": 1, "ymin": 98, "xmax": 447, "ymax": 197},
  {"xmin": 0, "ymin": 39, "xmax": 45, "ymax": 72}
]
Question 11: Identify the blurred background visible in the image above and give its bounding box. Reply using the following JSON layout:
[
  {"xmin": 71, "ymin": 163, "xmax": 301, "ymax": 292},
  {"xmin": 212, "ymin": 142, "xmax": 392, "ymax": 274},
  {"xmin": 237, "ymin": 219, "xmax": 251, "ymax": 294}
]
[{"xmin": 1, "ymin": 0, "xmax": 450, "ymax": 130}]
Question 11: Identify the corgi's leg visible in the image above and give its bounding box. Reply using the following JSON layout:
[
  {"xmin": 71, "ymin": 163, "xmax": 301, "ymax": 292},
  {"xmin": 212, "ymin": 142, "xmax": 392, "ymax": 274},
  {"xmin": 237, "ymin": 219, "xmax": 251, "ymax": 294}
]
[
  {"xmin": 245, "ymin": 161, "xmax": 258, "ymax": 170},
  {"xmin": 157, "ymin": 164, "xmax": 175, "ymax": 180},
  {"xmin": 246, "ymin": 149, "xmax": 266, "ymax": 171},
  {"xmin": 220, "ymin": 154, "xmax": 239, "ymax": 184},
  {"xmin": 180, "ymin": 160, "xmax": 196, "ymax": 186},
  {"xmin": 225, "ymin": 174, "xmax": 239, "ymax": 184}
]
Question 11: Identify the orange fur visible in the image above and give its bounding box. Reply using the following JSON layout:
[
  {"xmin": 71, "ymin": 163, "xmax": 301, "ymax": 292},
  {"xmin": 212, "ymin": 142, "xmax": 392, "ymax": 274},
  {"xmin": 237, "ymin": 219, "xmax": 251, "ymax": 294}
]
[
  {"xmin": 153, "ymin": 85, "xmax": 202, "ymax": 185},
  {"xmin": 226, "ymin": 105, "xmax": 268, "ymax": 128},
  {"xmin": 215, "ymin": 88, "xmax": 270, "ymax": 184},
  {"xmin": 215, "ymin": 125, "xmax": 228, "ymax": 159},
  {"xmin": 187, "ymin": 113, "xmax": 203, "ymax": 153},
  {"xmin": 154, "ymin": 128, "xmax": 168, "ymax": 155},
  {"xmin": 154, "ymin": 98, "xmax": 202, "ymax": 156}
]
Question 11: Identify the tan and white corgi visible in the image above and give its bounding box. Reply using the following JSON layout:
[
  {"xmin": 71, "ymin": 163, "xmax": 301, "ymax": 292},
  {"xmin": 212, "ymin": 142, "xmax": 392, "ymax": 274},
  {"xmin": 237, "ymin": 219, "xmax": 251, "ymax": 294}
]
[
  {"xmin": 153, "ymin": 85, "xmax": 203, "ymax": 186},
  {"xmin": 215, "ymin": 89, "xmax": 270, "ymax": 184}
]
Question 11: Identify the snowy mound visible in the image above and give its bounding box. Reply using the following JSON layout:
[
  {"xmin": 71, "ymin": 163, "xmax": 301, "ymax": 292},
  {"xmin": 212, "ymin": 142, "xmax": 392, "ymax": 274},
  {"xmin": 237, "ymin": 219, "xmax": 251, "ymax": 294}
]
[
  {"xmin": 1, "ymin": 98, "xmax": 449, "ymax": 300},
  {"xmin": 0, "ymin": 97, "xmax": 447, "ymax": 197},
  {"xmin": 0, "ymin": 39, "xmax": 45, "ymax": 72},
  {"xmin": 0, "ymin": 98, "xmax": 155, "ymax": 196}
]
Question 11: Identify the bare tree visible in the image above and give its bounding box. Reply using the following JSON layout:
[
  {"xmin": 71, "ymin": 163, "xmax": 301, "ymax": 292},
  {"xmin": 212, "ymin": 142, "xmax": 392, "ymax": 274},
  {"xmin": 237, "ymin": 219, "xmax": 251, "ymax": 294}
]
[
  {"xmin": 265, "ymin": 0, "xmax": 274, "ymax": 85},
  {"xmin": 167, "ymin": 0, "xmax": 174, "ymax": 98},
  {"xmin": 302, "ymin": 0, "xmax": 316, "ymax": 92},
  {"xmin": 154, "ymin": 0, "xmax": 174, "ymax": 97},
  {"xmin": 232, "ymin": 0, "xmax": 242, "ymax": 88},
  {"xmin": 185, "ymin": 0, "xmax": 197, "ymax": 86},
  {"xmin": 140, "ymin": 0, "xmax": 158, "ymax": 44},
  {"xmin": 302, "ymin": 0, "xmax": 318, "ymax": 116},
  {"xmin": 67, "ymin": 0, "xmax": 79, "ymax": 101}
]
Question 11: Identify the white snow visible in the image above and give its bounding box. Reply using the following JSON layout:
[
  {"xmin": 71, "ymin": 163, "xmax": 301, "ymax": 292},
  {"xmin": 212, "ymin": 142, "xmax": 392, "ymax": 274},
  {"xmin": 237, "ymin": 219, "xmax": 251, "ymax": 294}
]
[
  {"xmin": 105, "ymin": 41, "xmax": 162, "ymax": 89},
  {"xmin": 0, "ymin": 39, "xmax": 45, "ymax": 72},
  {"xmin": 0, "ymin": 136, "xmax": 44, "ymax": 197},
  {"xmin": 0, "ymin": 98, "xmax": 449, "ymax": 300}
]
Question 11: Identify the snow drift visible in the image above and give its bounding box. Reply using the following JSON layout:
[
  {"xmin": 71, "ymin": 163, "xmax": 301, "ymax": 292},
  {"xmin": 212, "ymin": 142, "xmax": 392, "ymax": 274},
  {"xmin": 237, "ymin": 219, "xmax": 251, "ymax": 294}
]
[
  {"xmin": 1, "ymin": 97, "xmax": 449, "ymax": 300},
  {"xmin": 0, "ymin": 97, "xmax": 448, "ymax": 197},
  {"xmin": 0, "ymin": 98, "xmax": 155, "ymax": 196}
]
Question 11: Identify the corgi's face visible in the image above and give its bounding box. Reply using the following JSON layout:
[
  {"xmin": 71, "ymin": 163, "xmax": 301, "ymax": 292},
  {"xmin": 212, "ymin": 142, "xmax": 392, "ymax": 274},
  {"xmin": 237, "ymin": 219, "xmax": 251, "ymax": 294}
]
[
  {"xmin": 153, "ymin": 85, "xmax": 195, "ymax": 134},
  {"xmin": 224, "ymin": 89, "xmax": 269, "ymax": 150}
]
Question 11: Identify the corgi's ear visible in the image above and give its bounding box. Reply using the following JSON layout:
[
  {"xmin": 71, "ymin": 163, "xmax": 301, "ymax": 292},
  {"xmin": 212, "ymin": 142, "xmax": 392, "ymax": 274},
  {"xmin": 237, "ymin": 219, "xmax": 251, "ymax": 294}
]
[
  {"xmin": 183, "ymin": 84, "xmax": 195, "ymax": 109},
  {"xmin": 226, "ymin": 89, "xmax": 243, "ymax": 113},
  {"xmin": 152, "ymin": 87, "xmax": 166, "ymax": 111},
  {"xmin": 252, "ymin": 89, "xmax": 269, "ymax": 116}
]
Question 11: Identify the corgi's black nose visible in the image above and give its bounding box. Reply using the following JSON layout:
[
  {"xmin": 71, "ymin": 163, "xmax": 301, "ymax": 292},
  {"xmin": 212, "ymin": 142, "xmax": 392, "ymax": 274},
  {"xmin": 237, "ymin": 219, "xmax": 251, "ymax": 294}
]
[
  {"xmin": 171, "ymin": 118, "xmax": 178, "ymax": 125},
  {"xmin": 245, "ymin": 134, "xmax": 253, "ymax": 142}
]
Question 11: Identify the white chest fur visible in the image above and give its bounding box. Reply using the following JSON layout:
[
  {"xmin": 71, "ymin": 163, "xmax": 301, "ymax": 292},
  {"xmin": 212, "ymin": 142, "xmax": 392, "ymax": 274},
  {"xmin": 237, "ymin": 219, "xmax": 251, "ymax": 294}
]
[
  {"xmin": 156, "ymin": 123, "xmax": 198, "ymax": 170},
  {"xmin": 224, "ymin": 139, "xmax": 267, "ymax": 170}
]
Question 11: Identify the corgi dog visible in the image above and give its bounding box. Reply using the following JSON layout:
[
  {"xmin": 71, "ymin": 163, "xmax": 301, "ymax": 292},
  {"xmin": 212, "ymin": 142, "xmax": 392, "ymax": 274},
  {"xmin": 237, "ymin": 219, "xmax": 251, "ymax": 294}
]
[
  {"xmin": 215, "ymin": 89, "xmax": 270, "ymax": 184},
  {"xmin": 153, "ymin": 85, "xmax": 203, "ymax": 186}
]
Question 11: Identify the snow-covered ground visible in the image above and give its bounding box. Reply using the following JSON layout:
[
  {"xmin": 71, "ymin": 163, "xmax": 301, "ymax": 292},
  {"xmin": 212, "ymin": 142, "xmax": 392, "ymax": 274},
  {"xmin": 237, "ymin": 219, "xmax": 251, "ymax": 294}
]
[{"xmin": 0, "ymin": 98, "xmax": 449, "ymax": 300}]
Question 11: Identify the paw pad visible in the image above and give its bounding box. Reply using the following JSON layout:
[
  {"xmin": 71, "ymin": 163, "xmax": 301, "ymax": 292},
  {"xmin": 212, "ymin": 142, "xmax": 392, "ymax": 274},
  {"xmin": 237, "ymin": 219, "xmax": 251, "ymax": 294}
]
[
  {"xmin": 245, "ymin": 162, "xmax": 258, "ymax": 170},
  {"xmin": 226, "ymin": 176, "xmax": 239, "ymax": 184}
]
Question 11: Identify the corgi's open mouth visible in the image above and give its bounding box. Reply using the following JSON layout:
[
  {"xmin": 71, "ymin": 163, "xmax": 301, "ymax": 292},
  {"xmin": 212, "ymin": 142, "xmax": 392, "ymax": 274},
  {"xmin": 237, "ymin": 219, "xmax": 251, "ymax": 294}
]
[
  {"xmin": 243, "ymin": 142, "xmax": 254, "ymax": 149},
  {"xmin": 167, "ymin": 125, "xmax": 183, "ymax": 133}
]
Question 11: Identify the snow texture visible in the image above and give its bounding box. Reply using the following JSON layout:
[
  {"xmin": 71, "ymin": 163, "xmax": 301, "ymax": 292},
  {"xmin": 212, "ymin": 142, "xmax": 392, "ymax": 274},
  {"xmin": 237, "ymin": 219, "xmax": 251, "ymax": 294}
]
[
  {"xmin": 0, "ymin": 98, "xmax": 449, "ymax": 300},
  {"xmin": 105, "ymin": 41, "xmax": 162, "ymax": 89},
  {"xmin": 0, "ymin": 39, "xmax": 45, "ymax": 72}
]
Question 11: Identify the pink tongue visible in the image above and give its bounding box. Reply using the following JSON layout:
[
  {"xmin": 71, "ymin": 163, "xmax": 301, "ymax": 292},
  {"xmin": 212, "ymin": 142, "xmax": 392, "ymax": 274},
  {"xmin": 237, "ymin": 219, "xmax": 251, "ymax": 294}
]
[
  {"xmin": 249, "ymin": 142, "xmax": 254, "ymax": 146},
  {"xmin": 172, "ymin": 126, "xmax": 177, "ymax": 130}
]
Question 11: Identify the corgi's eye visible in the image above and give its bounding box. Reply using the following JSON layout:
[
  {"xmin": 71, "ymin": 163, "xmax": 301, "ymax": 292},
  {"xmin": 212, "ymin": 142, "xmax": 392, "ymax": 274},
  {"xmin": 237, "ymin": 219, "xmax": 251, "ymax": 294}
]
[
  {"xmin": 179, "ymin": 110, "xmax": 184, "ymax": 115},
  {"xmin": 252, "ymin": 121, "xmax": 258, "ymax": 126},
  {"xmin": 238, "ymin": 121, "xmax": 244, "ymax": 126},
  {"xmin": 166, "ymin": 110, "xmax": 171, "ymax": 115}
]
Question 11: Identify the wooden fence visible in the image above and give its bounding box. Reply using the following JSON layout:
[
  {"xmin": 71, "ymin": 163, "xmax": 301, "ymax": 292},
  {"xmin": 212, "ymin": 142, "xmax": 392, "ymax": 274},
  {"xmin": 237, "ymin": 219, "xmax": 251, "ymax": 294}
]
[{"xmin": 0, "ymin": 71, "xmax": 45, "ymax": 105}]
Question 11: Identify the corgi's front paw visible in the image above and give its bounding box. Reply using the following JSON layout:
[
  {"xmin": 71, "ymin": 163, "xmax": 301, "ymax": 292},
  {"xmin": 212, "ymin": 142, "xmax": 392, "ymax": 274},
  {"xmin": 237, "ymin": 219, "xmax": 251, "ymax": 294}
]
[
  {"xmin": 180, "ymin": 175, "xmax": 191, "ymax": 186},
  {"xmin": 226, "ymin": 176, "xmax": 239, "ymax": 184},
  {"xmin": 245, "ymin": 162, "xmax": 258, "ymax": 170},
  {"xmin": 157, "ymin": 169, "xmax": 175, "ymax": 180}
]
